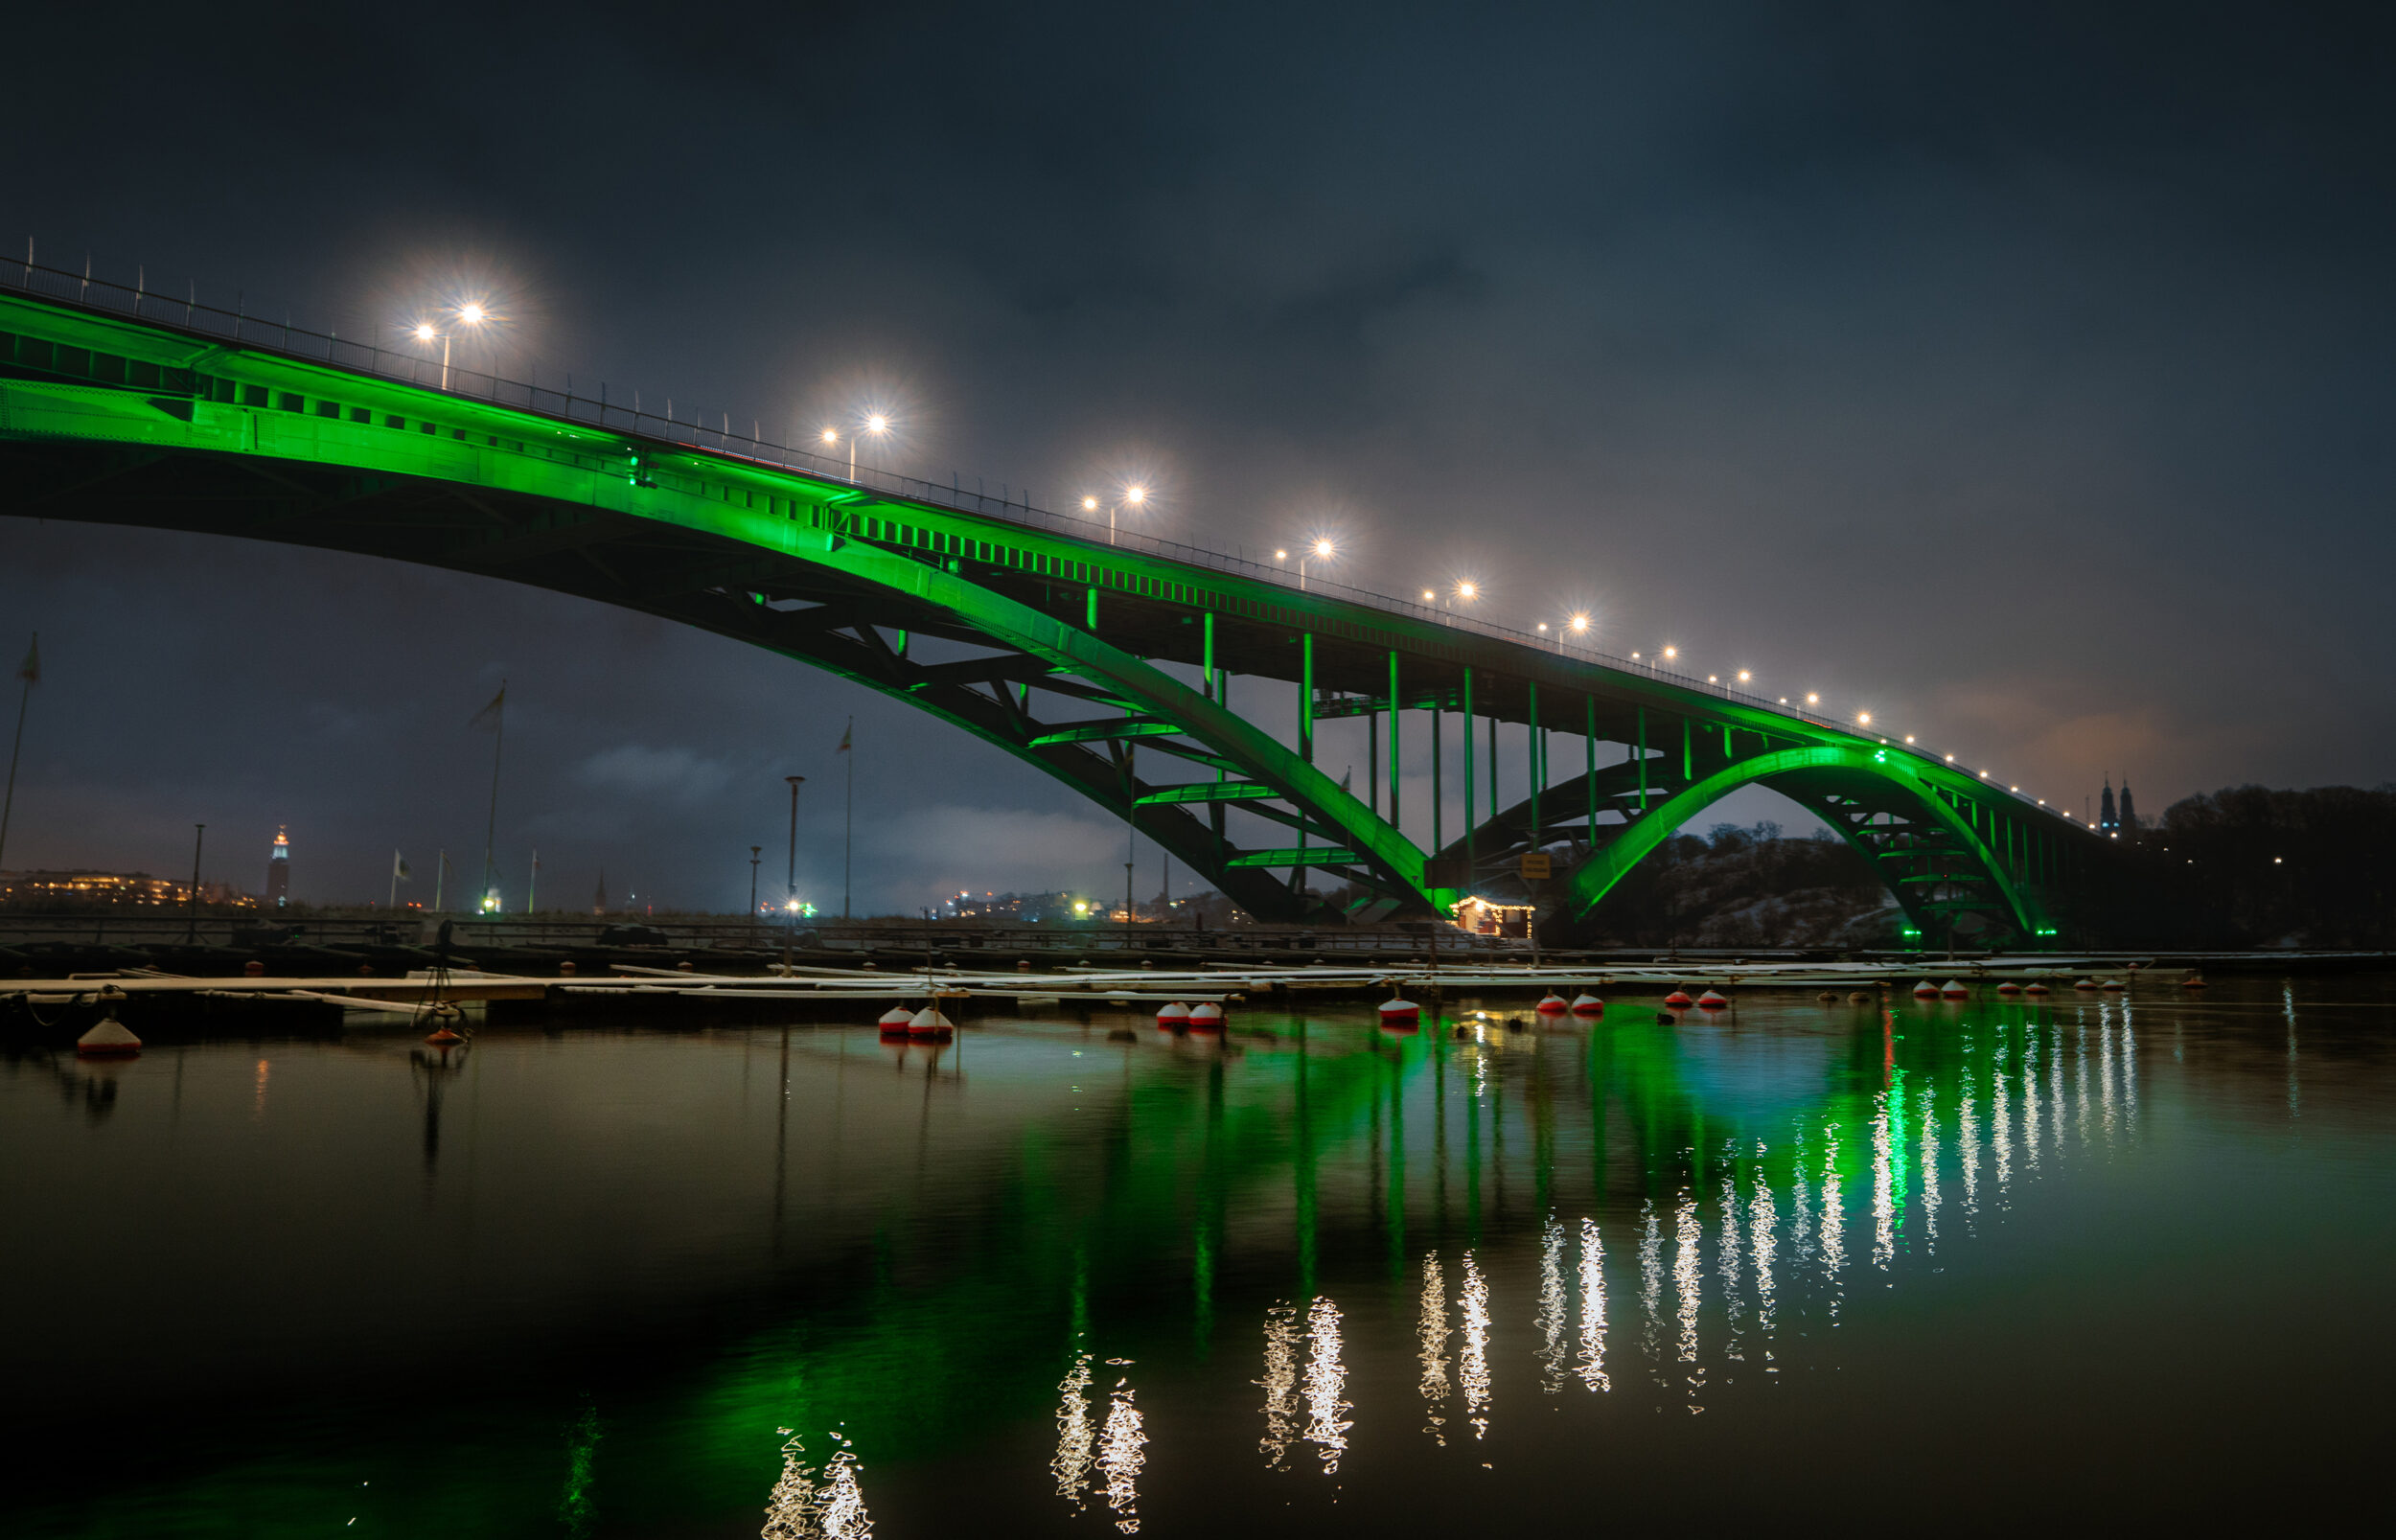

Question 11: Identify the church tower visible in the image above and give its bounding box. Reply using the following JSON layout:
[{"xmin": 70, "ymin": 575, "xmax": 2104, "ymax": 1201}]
[
  {"xmin": 2118, "ymin": 780, "xmax": 2136, "ymax": 833},
  {"xmin": 265, "ymin": 826, "xmax": 290, "ymax": 907},
  {"xmin": 2099, "ymin": 778, "xmax": 2118, "ymax": 834}
]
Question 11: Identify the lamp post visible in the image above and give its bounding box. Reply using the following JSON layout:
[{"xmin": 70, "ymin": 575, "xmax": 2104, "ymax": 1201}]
[
  {"xmin": 749, "ymin": 845, "xmax": 761, "ymax": 925},
  {"xmin": 820, "ymin": 414, "xmax": 891, "ymax": 482},
  {"xmin": 411, "ymin": 303, "xmax": 487, "ymax": 392},
  {"xmin": 1085, "ymin": 485, "xmax": 1146, "ymax": 544},
  {"xmin": 185, "ymin": 823, "xmax": 203, "ymax": 943},
  {"xmin": 784, "ymin": 777, "xmax": 806, "ymax": 908}
]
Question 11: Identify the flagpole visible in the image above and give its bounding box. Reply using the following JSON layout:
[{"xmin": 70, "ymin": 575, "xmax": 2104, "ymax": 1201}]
[
  {"xmin": 480, "ymin": 683, "xmax": 506, "ymax": 910},
  {"xmin": 842, "ymin": 716, "xmax": 855, "ymax": 921},
  {"xmin": 434, "ymin": 848, "xmax": 446, "ymax": 913},
  {"xmin": 0, "ymin": 632, "xmax": 36, "ymax": 874},
  {"xmin": 389, "ymin": 851, "xmax": 400, "ymax": 911}
]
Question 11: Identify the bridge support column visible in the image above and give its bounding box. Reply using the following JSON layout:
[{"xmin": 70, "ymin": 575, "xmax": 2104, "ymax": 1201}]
[
  {"xmin": 1387, "ymin": 650, "xmax": 1400, "ymax": 835},
  {"xmin": 1585, "ymin": 696, "xmax": 1597, "ymax": 843},
  {"xmin": 1527, "ymin": 679, "xmax": 1540, "ymax": 845},
  {"xmin": 1462, "ymin": 668, "xmax": 1476, "ymax": 863}
]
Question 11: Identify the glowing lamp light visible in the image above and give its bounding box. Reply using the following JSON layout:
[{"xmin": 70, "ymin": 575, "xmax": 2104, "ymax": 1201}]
[
  {"xmin": 1708, "ymin": 674, "xmax": 1717, "ymax": 683},
  {"xmin": 1537, "ymin": 622, "xmax": 1549, "ymax": 632},
  {"xmin": 820, "ymin": 427, "xmax": 839, "ymax": 444},
  {"xmin": 1737, "ymin": 670, "xmax": 1751, "ymax": 682},
  {"xmin": 1084, "ymin": 495, "xmax": 1100, "ymax": 511},
  {"xmin": 1275, "ymin": 549, "xmax": 1288, "ymax": 561},
  {"xmin": 1856, "ymin": 712, "xmax": 1871, "ymax": 725},
  {"xmin": 1423, "ymin": 588, "xmax": 1437, "ymax": 601},
  {"xmin": 1806, "ymin": 692, "xmax": 1820, "ymax": 704},
  {"xmin": 785, "ymin": 899, "xmax": 801, "ymax": 912},
  {"xmin": 1457, "ymin": 581, "xmax": 1477, "ymax": 600},
  {"xmin": 1570, "ymin": 613, "xmax": 1589, "ymax": 632},
  {"xmin": 1313, "ymin": 538, "xmax": 1334, "ymax": 557},
  {"xmin": 1662, "ymin": 646, "xmax": 1677, "ymax": 660},
  {"xmin": 1125, "ymin": 484, "xmax": 1147, "ymax": 505},
  {"xmin": 865, "ymin": 413, "xmax": 889, "ymax": 434},
  {"xmin": 1905, "ymin": 735, "xmax": 1916, "ymax": 744},
  {"xmin": 458, "ymin": 303, "xmax": 486, "ymax": 325},
  {"xmin": 1946, "ymin": 754, "xmax": 1956, "ymax": 762},
  {"xmin": 413, "ymin": 322, "xmax": 436, "ymax": 341}
]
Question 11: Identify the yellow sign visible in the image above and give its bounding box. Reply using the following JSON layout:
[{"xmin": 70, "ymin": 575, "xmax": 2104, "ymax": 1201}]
[{"xmin": 1519, "ymin": 852, "xmax": 1553, "ymax": 880}]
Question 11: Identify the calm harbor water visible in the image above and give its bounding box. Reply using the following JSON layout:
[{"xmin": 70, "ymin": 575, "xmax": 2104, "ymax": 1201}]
[{"xmin": 5, "ymin": 979, "xmax": 2392, "ymax": 1535}]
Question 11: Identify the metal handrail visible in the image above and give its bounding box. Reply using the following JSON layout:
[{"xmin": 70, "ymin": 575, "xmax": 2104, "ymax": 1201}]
[{"xmin": 0, "ymin": 254, "xmax": 2077, "ymax": 827}]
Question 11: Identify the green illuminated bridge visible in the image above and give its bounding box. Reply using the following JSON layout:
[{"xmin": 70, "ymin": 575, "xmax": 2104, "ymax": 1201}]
[{"xmin": 0, "ymin": 264, "xmax": 2105, "ymax": 942}]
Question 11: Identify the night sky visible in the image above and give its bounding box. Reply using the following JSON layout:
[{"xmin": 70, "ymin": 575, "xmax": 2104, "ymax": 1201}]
[{"xmin": 4, "ymin": 2, "xmax": 2391, "ymax": 914}]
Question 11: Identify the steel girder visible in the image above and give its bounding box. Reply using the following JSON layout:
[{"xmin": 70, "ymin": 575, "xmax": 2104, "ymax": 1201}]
[{"xmin": 0, "ymin": 285, "xmax": 2092, "ymax": 935}]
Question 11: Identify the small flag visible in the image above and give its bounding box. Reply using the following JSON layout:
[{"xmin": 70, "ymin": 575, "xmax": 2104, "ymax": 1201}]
[
  {"xmin": 393, "ymin": 851, "xmax": 411, "ymax": 883},
  {"xmin": 1339, "ymin": 765, "xmax": 1352, "ymax": 793},
  {"xmin": 14, "ymin": 633, "xmax": 35, "ymax": 685},
  {"xmin": 468, "ymin": 683, "xmax": 506, "ymax": 730},
  {"xmin": 836, "ymin": 719, "xmax": 852, "ymax": 752}
]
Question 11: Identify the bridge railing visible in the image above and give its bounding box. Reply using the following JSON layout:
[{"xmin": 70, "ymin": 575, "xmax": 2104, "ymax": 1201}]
[{"xmin": 3, "ymin": 256, "xmax": 2065, "ymax": 821}]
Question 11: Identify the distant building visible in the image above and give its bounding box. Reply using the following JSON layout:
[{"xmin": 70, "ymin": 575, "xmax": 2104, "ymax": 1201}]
[
  {"xmin": 2118, "ymin": 780, "xmax": 2137, "ymax": 832},
  {"xmin": 593, "ymin": 870, "xmax": 609, "ymax": 916},
  {"xmin": 0, "ymin": 869, "xmax": 188, "ymax": 906},
  {"xmin": 265, "ymin": 826, "xmax": 290, "ymax": 908},
  {"xmin": 2099, "ymin": 779, "xmax": 2118, "ymax": 835}
]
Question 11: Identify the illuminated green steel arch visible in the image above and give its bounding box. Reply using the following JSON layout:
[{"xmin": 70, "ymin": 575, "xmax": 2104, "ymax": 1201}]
[
  {"xmin": 0, "ymin": 273, "xmax": 2095, "ymax": 935},
  {"xmin": 1559, "ymin": 745, "xmax": 2041, "ymax": 939}
]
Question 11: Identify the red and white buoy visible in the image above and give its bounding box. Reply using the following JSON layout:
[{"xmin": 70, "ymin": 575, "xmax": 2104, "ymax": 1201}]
[
  {"xmin": 1570, "ymin": 993, "xmax": 1605, "ymax": 1017},
  {"xmin": 2073, "ymin": 977, "xmax": 2100, "ymax": 992},
  {"xmin": 2025, "ymin": 981, "xmax": 2051, "ymax": 996},
  {"xmin": 1695, "ymin": 989, "xmax": 1729, "ymax": 1009},
  {"xmin": 1378, "ymin": 997, "xmax": 1421, "ymax": 1028},
  {"xmin": 1912, "ymin": 980, "xmax": 1940, "ymax": 999},
  {"xmin": 1940, "ymin": 979, "xmax": 1970, "ymax": 999},
  {"xmin": 1663, "ymin": 988, "xmax": 1693, "ymax": 1007},
  {"xmin": 2099, "ymin": 977, "xmax": 2126, "ymax": 992},
  {"xmin": 76, "ymin": 1011, "xmax": 142, "ymax": 1058},
  {"xmin": 1535, "ymin": 992, "xmax": 1570, "ymax": 1015},
  {"xmin": 1156, "ymin": 1000, "xmax": 1191, "ymax": 1029},
  {"xmin": 908, "ymin": 1005, "xmax": 955, "ymax": 1041},
  {"xmin": 1187, "ymin": 1000, "xmax": 1226, "ymax": 1031},
  {"xmin": 2181, "ymin": 973, "xmax": 2207, "ymax": 989},
  {"xmin": 878, "ymin": 1005, "xmax": 914, "ymax": 1038},
  {"xmin": 1995, "ymin": 980, "xmax": 2022, "ymax": 996}
]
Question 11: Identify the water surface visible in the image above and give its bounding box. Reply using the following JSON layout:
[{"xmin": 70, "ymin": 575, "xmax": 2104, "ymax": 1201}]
[{"xmin": 6, "ymin": 979, "xmax": 2391, "ymax": 1534}]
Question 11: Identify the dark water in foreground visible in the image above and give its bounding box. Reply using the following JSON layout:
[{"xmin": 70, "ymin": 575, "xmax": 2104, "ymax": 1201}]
[{"xmin": 5, "ymin": 980, "xmax": 2393, "ymax": 1535}]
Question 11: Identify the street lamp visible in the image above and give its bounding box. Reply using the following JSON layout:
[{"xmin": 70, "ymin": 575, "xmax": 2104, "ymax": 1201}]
[
  {"xmin": 749, "ymin": 845, "xmax": 761, "ymax": 922},
  {"xmin": 410, "ymin": 302, "xmax": 490, "ymax": 392},
  {"xmin": 821, "ymin": 414, "xmax": 891, "ymax": 481},
  {"xmin": 1298, "ymin": 538, "xmax": 1334, "ymax": 591}
]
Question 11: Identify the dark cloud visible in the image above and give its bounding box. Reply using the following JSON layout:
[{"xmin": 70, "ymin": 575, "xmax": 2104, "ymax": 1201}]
[{"xmin": 4, "ymin": 1, "xmax": 2391, "ymax": 908}]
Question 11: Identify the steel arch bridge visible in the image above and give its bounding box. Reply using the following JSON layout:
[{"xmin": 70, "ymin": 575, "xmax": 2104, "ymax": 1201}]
[{"xmin": 0, "ymin": 275, "xmax": 2102, "ymax": 942}]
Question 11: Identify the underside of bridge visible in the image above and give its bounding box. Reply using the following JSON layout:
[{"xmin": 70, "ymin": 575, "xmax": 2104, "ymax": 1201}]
[{"xmin": 0, "ymin": 275, "xmax": 2101, "ymax": 942}]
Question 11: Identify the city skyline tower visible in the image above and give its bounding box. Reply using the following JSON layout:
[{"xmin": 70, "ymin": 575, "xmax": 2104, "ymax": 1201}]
[{"xmin": 265, "ymin": 826, "xmax": 289, "ymax": 907}]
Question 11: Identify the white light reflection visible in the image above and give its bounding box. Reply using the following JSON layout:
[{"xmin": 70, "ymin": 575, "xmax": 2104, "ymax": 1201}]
[
  {"xmin": 2021, "ymin": 1021, "xmax": 2042, "ymax": 1167},
  {"xmin": 761, "ymin": 1428, "xmax": 874, "ymax": 1540},
  {"xmin": 1257, "ymin": 1303, "xmax": 1301, "ymax": 1469},
  {"xmin": 1789, "ymin": 1138, "xmax": 1816, "ymax": 1266},
  {"xmin": 2076, "ymin": 1017, "xmax": 2092, "ymax": 1143},
  {"xmin": 1537, "ymin": 1214, "xmax": 1568, "ymax": 1391},
  {"xmin": 1717, "ymin": 1171, "xmax": 1745, "ymax": 1362},
  {"xmin": 1417, "ymin": 1254, "xmax": 1450, "ymax": 1440},
  {"xmin": 1746, "ymin": 1154, "xmax": 1778, "ymax": 1368},
  {"xmin": 1992, "ymin": 1043, "xmax": 2015, "ymax": 1198},
  {"xmin": 2099, "ymin": 1008, "xmax": 2119, "ymax": 1137},
  {"xmin": 1957, "ymin": 1087, "xmax": 1980, "ymax": 1219},
  {"xmin": 1818, "ymin": 1130, "xmax": 1845, "ymax": 1318},
  {"xmin": 1576, "ymin": 1217, "xmax": 1610, "ymax": 1391},
  {"xmin": 1099, "ymin": 1379, "xmax": 1145, "ymax": 1532},
  {"xmin": 1302, "ymin": 1298, "xmax": 1351, "ymax": 1474},
  {"xmin": 1871, "ymin": 1088, "xmax": 1897, "ymax": 1269},
  {"xmin": 1460, "ymin": 1251, "xmax": 1493, "ymax": 1438},
  {"xmin": 2285, "ymin": 983, "xmax": 2301, "ymax": 1117},
  {"xmin": 2121, "ymin": 1001, "xmax": 2138, "ymax": 1119},
  {"xmin": 1674, "ymin": 1188, "xmax": 1704, "ymax": 1404},
  {"xmin": 2049, "ymin": 1025, "xmax": 2065, "ymax": 1149},
  {"xmin": 1918, "ymin": 1084, "xmax": 1940, "ymax": 1251},
  {"xmin": 1639, "ymin": 1200, "xmax": 1666, "ymax": 1385},
  {"xmin": 1052, "ymin": 1351, "xmax": 1094, "ymax": 1508}
]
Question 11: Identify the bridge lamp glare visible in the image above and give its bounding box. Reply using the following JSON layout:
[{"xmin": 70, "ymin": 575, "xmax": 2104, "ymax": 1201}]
[
  {"xmin": 1707, "ymin": 674, "xmax": 1717, "ymax": 683},
  {"xmin": 1737, "ymin": 670, "xmax": 1751, "ymax": 682},
  {"xmin": 1313, "ymin": 539, "xmax": 1333, "ymax": 557},
  {"xmin": 1905, "ymin": 735, "xmax": 1915, "ymax": 744},
  {"xmin": 864, "ymin": 413, "xmax": 889, "ymax": 434},
  {"xmin": 1537, "ymin": 622, "xmax": 1548, "ymax": 632},
  {"xmin": 1856, "ymin": 712, "xmax": 1871, "ymax": 725},
  {"xmin": 1275, "ymin": 549, "xmax": 1288, "ymax": 562},
  {"xmin": 1124, "ymin": 485, "xmax": 1147, "ymax": 505},
  {"xmin": 1084, "ymin": 495, "xmax": 1100, "ymax": 512},
  {"xmin": 1662, "ymin": 646, "xmax": 1677, "ymax": 660},
  {"xmin": 458, "ymin": 303, "xmax": 486, "ymax": 326},
  {"xmin": 1423, "ymin": 588, "xmax": 1437, "ymax": 601},
  {"xmin": 413, "ymin": 322, "xmax": 436, "ymax": 341},
  {"xmin": 1946, "ymin": 754, "xmax": 1956, "ymax": 762},
  {"xmin": 1806, "ymin": 692, "xmax": 1819, "ymax": 704},
  {"xmin": 820, "ymin": 427, "xmax": 839, "ymax": 445},
  {"xmin": 1456, "ymin": 581, "xmax": 1477, "ymax": 601},
  {"xmin": 1570, "ymin": 613, "xmax": 1589, "ymax": 632}
]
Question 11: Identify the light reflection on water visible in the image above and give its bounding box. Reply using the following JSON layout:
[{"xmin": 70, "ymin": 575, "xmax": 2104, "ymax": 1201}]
[{"xmin": 4, "ymin": 985, "xmax": 2386, "ymax": 1535}]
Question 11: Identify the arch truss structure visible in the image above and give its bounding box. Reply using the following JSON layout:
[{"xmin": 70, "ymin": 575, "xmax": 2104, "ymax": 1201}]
[{"xmin": 0, "ymin": 276, "xmax": 2101, "ymax": 942}]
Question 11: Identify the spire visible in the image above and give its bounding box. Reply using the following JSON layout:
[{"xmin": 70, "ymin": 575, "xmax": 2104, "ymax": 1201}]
[
  {"xmin": 2118, "ymin": 780, "xmax": 2136, "ymax": 832},
  {"xmin": 2099, "ymin": 775, "xmax": 2118, "ymax": 834}
]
